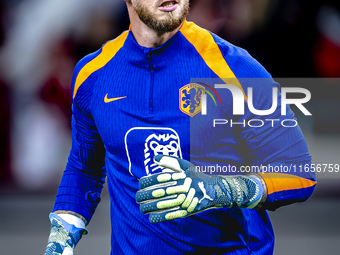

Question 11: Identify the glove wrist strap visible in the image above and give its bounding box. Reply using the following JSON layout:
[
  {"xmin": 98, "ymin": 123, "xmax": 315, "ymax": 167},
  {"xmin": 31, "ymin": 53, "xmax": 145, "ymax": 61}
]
[
  {"xmin": 246, "ymin": 173, "xmax": 268, "ymax": 209},
  {"xmin": 56, "ymin": 214, "xmax": 86, "ymax": 229},
  {"xmin": 49, "ymin": 213, "xmax": 88, "ymax": 235}
]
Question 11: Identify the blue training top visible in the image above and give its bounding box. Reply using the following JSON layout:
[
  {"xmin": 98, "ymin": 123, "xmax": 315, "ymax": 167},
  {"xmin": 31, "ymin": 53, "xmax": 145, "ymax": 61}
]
[{"xmin": 53, "ymin": 20, "xmax": 316, "ymax": 255}]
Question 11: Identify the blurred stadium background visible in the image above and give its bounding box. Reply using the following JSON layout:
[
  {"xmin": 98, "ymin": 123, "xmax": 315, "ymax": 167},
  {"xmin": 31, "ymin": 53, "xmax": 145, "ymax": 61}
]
[{"xmin": 0, "ymin": 0, "xmax": 339, "ymax": 254}]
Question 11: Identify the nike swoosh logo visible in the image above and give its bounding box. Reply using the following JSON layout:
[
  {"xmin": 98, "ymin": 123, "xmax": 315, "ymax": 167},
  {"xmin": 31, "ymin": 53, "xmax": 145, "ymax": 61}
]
[{"xmin": 104, "ymin": 94, "xmax": 127, "ymax": 103}]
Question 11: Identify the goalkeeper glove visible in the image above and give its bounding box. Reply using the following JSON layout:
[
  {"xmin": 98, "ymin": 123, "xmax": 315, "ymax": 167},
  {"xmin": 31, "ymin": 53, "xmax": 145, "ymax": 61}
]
[
  {"xmin": 136, "ymin": 155, "xmax": 265, "ymax": 223},
  {"xmin": 44, "ymin": 213, "xmax": 88, "ymax": 255}
]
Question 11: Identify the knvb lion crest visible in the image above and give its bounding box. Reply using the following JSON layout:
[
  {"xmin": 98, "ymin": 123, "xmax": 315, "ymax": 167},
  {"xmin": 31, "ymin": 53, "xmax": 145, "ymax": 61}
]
[
  {"xmin": 144, "ymin": 133, "xmax": 180, "ymax": 175},
  {"xmin": 125, "ymin": 127, "xmax": 183, "ymax": 178},
  {"xmin": 179, "ymin": 83, "xmax": 205, "ymax": 117}
]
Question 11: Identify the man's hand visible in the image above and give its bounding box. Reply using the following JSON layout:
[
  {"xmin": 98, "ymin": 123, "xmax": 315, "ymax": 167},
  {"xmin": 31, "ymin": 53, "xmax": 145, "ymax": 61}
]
[
  {"xmin": 44, "ymin": 213, "xmax": 88, "ymax": 255},
  {"xmin": 136, "ymin": 155, "xmax": 264, "ymax": 223}
]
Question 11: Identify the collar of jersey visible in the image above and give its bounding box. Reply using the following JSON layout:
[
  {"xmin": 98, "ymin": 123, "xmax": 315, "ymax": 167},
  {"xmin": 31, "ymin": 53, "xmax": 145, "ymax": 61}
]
[{"xmin": 127, "ymin": 25, "xmax": 181, "ymax": 56}]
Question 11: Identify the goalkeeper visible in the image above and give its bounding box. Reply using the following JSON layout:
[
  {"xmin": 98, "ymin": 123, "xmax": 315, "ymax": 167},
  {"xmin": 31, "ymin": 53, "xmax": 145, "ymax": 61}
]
[{"xmin": 44, "ymin": 0, "xmax": 317, "ymax": 254}]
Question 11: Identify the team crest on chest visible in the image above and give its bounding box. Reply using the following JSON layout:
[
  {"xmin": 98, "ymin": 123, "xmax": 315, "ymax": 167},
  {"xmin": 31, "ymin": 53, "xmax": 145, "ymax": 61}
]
[{"xmin": 179, "ymin": 83, "xmax": 205, "ymax": 117}]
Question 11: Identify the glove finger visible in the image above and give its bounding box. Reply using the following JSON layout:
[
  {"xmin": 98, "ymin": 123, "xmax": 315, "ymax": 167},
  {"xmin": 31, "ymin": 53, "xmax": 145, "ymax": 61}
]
[
  {"xmin": 139, "ymin": 172, "xmax": 173, "ymax": 190},
  {"xmin": 149, "ymin": 208, "xmax": 189, "ymax": 224},
  {"xmin": 137, "ymin": 176, "xmax": 192, "ymax": 203},
  {"xmin": 62, "ymin": 247, "xmax": 74, "ymax": 255},
  {"xmin": 139, "ymin": 171, "xmax": 186, "ymax": 190},
  {"xmin": 154, "ymin": 155, "xmax": 192, "ymax": 172},
  {"xmin": 136, "ymin": 187, "xmax": 167, "ymax": 203},
  {"xmin": 139, "ymin": 194, "xmax": 186, "ymax": 214}
]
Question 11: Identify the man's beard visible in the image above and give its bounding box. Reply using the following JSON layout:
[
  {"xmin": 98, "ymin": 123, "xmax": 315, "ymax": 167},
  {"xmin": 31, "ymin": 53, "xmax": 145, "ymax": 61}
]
[{"xmin": 131, "ymin": 0, "xmax": 189, "ymax": 34}]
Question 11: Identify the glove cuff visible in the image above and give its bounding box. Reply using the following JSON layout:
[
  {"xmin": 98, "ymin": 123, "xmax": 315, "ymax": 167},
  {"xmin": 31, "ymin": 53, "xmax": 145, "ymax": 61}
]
[
  {"xmin": 49, "ymin": 213, "xmax": 88, "ymax": 236},
  {"xmin": 246, "ymin": 174, "xmax": 268, "ymax": 209},
  {"xmin": 56, "ymin": 213, "xmax": 86, "ymax": 229}
]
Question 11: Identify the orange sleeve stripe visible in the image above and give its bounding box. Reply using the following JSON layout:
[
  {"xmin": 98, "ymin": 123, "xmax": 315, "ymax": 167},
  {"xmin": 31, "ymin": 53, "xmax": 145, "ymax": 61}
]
[
  {"xmin": 180, "ymin": 20, "xmax": 247, "ymax": 101},
  {"xmin": 259, "ymin": 173, "xmax": 317, "ymax": 195},
  {"xmin": 73, "ymin": 31, "xmax": 129, "ymax": 99}
]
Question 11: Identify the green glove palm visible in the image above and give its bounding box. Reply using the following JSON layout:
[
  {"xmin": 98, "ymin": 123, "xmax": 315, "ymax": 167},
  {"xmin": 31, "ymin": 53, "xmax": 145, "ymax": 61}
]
[{"xmin": 136, "ymin": 155, "xmax": 264, "ymax": 223}]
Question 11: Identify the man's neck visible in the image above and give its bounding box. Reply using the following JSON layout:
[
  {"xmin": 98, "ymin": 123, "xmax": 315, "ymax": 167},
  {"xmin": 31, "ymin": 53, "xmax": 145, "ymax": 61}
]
[{"xmin": 127, "ymin": 4, "xmax": 182, "ymax": 48}]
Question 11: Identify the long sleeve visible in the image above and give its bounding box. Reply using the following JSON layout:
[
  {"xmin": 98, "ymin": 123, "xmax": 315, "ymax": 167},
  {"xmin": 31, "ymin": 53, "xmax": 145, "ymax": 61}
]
[
  {"xmin": 217, "ymin": 42, "xmax": 317, "ymax": 211},
  {"xmin": 238, "ymin": 79, "xmax": 316, "ymax": 210},
  {"xmin": 53, "ymin": 50, "xmax": 106, "ymax": 222}
]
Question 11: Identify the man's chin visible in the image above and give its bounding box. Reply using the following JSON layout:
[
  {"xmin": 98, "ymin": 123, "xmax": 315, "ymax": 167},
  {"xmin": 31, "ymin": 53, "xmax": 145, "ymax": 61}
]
[
  {"xmin": 145, "ymin": 15, "xmax": 183, "ymax": 33},
  {"xmin": 132, "ymin": 0, "xmax": 188, "ymax": 34}
]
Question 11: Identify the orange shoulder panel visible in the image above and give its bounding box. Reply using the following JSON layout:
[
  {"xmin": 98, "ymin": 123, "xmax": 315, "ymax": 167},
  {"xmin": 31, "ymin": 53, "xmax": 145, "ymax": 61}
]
[
  {"xmin": 180, "ymin": 20, "xmax": 247, "ymax": 101},
  {"xmin": 73, "ymin": 31, "xmax": 129, "ymax": 99}
]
